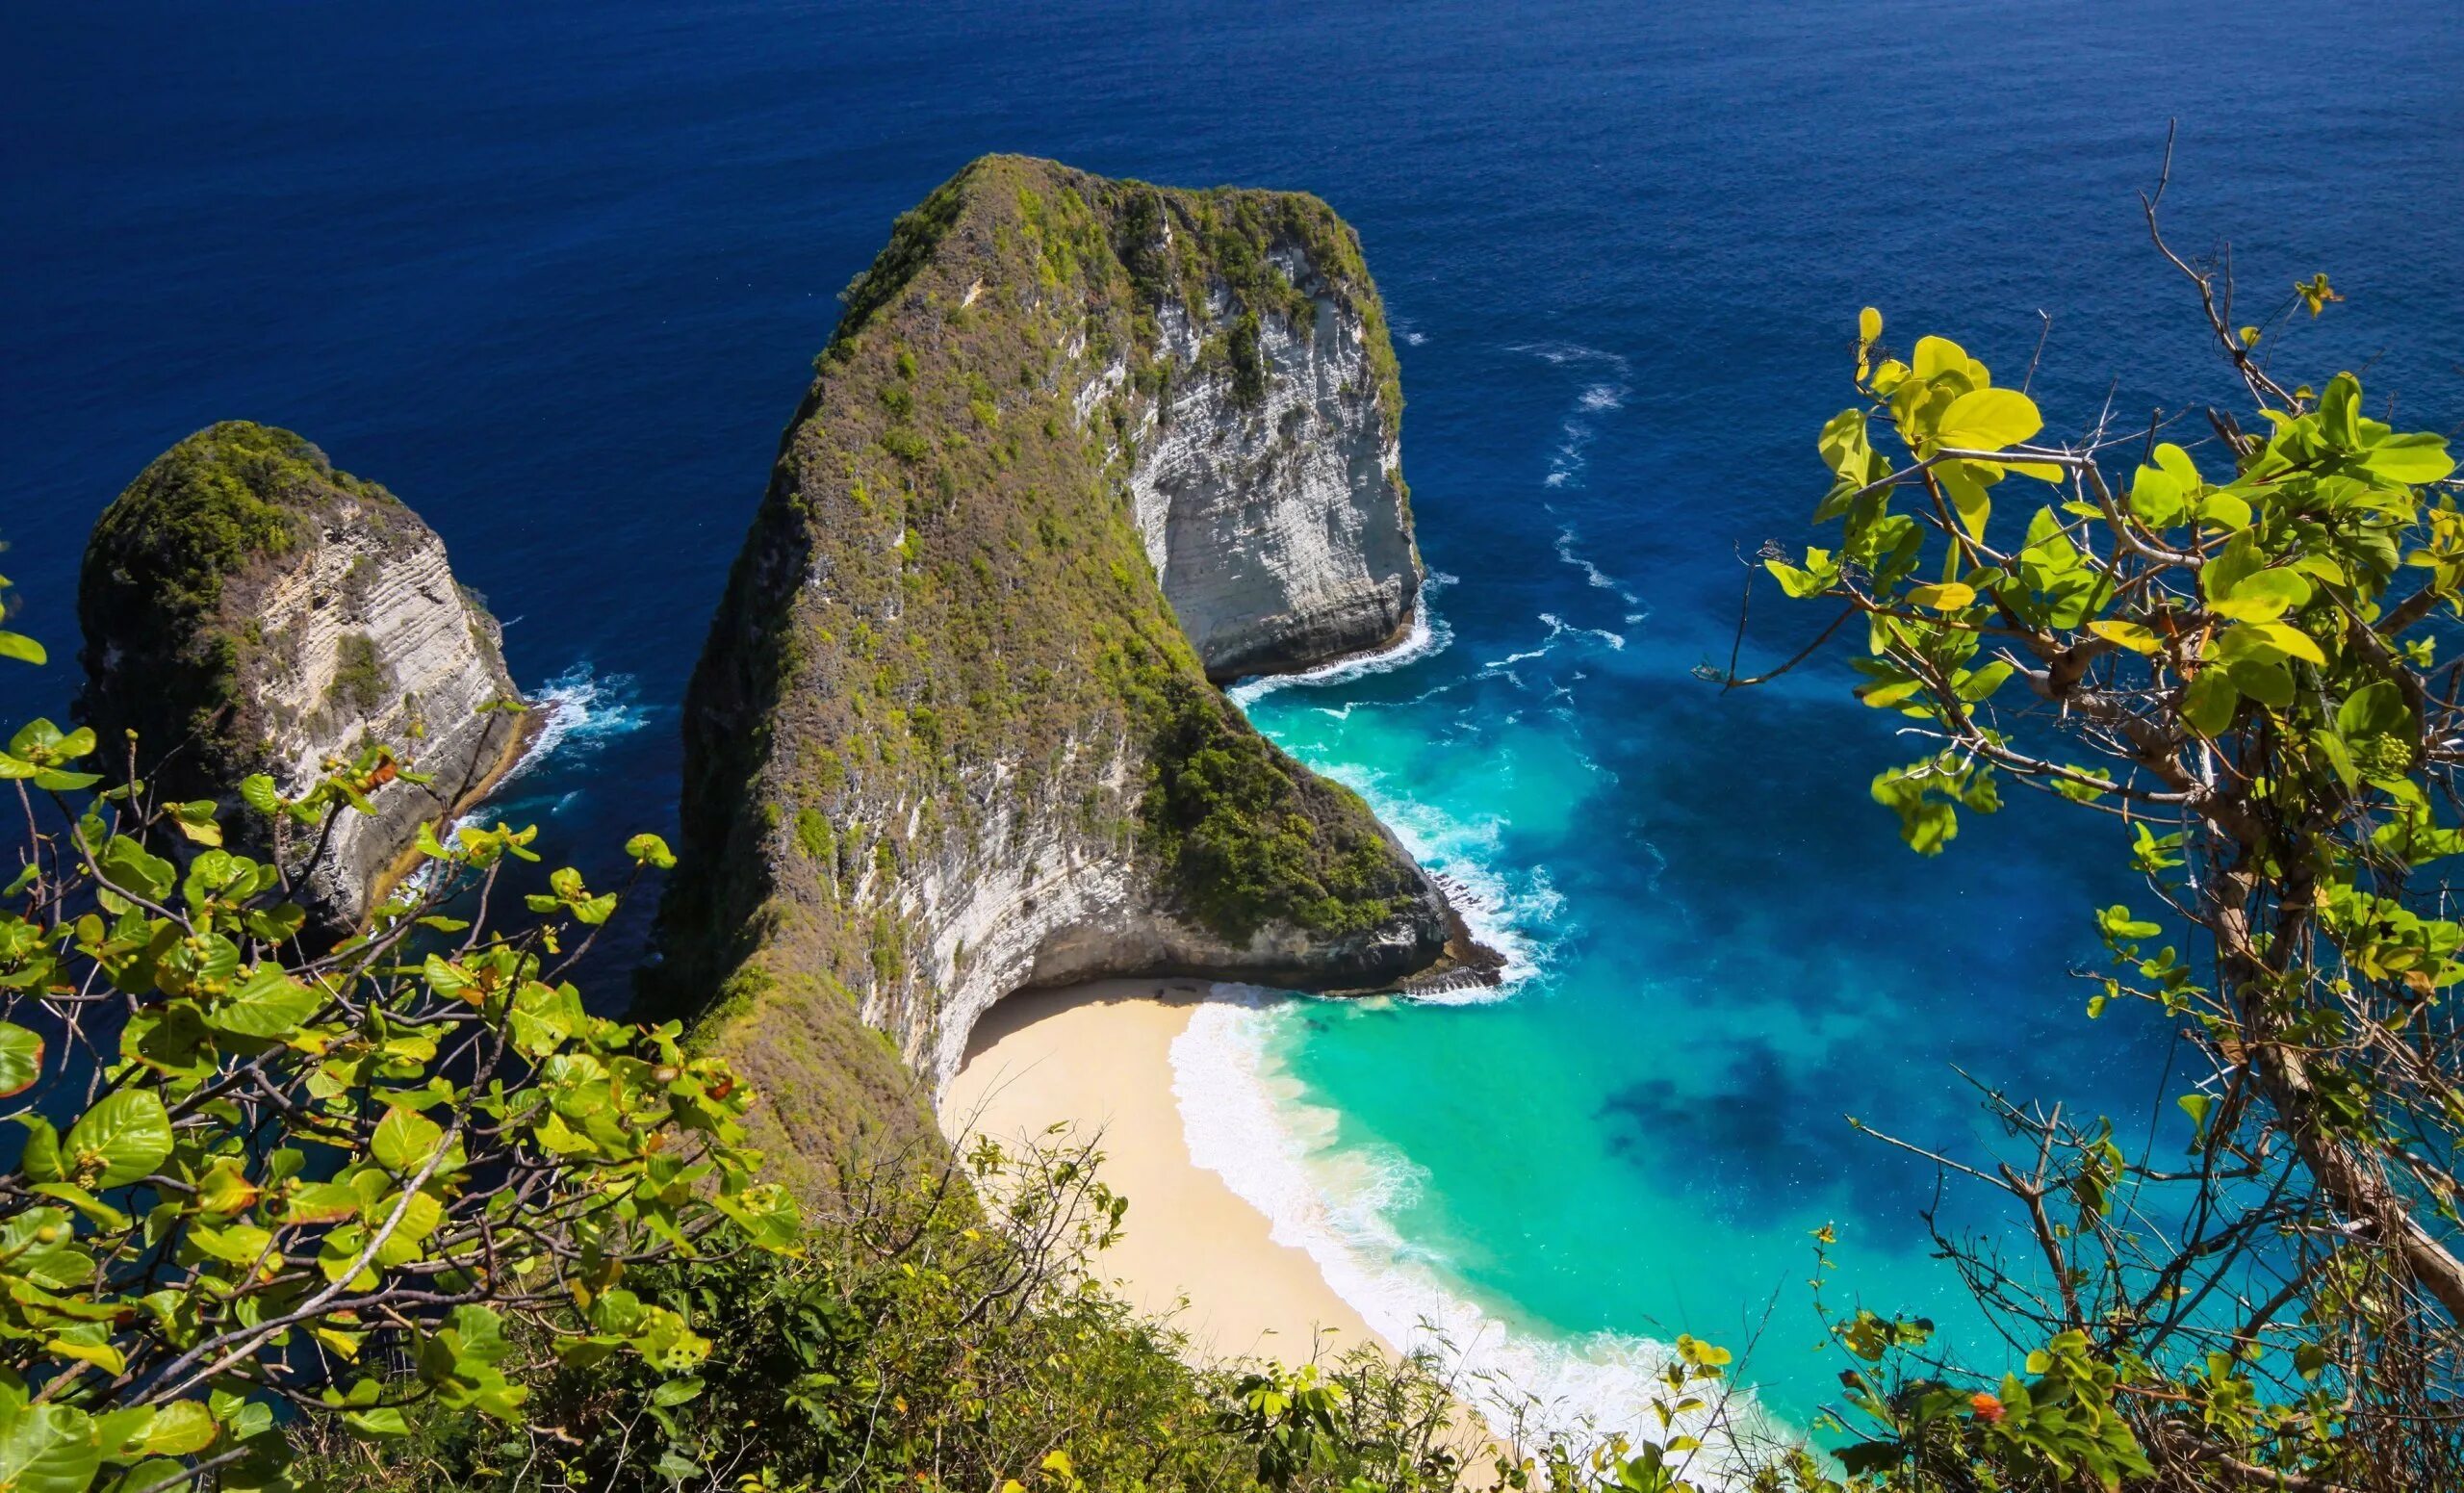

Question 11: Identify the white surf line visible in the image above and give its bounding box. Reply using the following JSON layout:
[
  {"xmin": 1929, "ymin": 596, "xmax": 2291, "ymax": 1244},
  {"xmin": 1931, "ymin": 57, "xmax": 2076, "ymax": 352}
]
[{"xmin": 1230, "ymin": 571, "xmax": 1458, "ymax": 706}]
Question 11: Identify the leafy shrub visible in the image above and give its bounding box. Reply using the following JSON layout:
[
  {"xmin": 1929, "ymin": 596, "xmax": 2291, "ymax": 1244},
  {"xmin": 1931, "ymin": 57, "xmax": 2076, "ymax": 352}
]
[
  {"xmin": 0, "ymin": 578, "xmax": 793, "ymax": 1493},
  {"xmin": 1737, "ymin": 228, "xmax": 2464, "ymax": 1486}
]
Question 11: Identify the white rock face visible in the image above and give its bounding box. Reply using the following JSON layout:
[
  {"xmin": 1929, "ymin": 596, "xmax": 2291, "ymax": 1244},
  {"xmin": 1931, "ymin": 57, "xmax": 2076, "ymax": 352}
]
[
  {"xmin": 896, "ymin": 748, "xmax": 1445, "ymax": 1094},
  {"xmin": 240, "ymin": 497, "xmax": 525, "ymax": 925},
  {"xmin": 1129, "ymin": 246, "xmax": 1421, "ymax": 680}
]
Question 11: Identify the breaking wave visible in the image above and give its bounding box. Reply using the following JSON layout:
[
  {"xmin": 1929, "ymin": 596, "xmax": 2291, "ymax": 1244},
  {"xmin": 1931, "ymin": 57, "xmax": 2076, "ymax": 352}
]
[{"xmin": 1229, "ymin": 572, "xmax": 1458, "ymax": 706}]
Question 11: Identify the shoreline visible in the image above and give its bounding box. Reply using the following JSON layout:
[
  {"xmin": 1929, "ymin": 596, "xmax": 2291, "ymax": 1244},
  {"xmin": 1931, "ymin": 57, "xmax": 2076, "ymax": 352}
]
[
  {"xmin": 939, "ymin": 978, "xmax": 1391, "ymax": 1364},
  {"xmin": 945, "ymin": 980, "xmax": 1786, "ymax": 1484}
]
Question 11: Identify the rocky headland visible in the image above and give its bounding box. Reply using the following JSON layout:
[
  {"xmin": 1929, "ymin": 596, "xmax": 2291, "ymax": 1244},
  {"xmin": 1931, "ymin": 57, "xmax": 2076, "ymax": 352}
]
[
  {"xmin": 77, "ymin": 422, "xmax": 528, "ymax": 934},
  {"xmin": 652, "ymin": 156, "xmax": 1495, "ymax": 1187}
]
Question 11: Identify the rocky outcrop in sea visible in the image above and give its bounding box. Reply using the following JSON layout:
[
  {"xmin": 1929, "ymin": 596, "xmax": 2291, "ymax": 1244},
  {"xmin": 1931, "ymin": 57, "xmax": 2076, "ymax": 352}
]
[
  {"xmin": 653, "ymin": 157, "xmax": 1493, "ymax": 1186},
  {"xmin": 78, "ymin": 422, "xmax": 526, "ymax": 934}
]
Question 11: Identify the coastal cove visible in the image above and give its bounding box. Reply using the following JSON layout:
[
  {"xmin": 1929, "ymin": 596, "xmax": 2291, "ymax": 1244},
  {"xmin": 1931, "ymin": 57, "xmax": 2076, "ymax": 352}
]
[{"xmin": 10, "ymin": 1, "xmax": 2464, "ymax": 1482}]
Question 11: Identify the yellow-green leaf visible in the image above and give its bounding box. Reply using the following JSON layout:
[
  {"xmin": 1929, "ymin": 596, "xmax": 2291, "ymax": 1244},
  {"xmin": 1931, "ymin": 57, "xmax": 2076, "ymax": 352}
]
[
  {"xmin": 1935, "ymin": 388, "xmax": 2043, "ymax": 452},
  {"xmin": 141, "ymin": 1402, "xmax": 217, "ymax": 1458},
  {"xmin": 2089, "ymin": 620, "xmax": 2162, "ymax": 655},
  {"xmin": 2256, "ymin": 622, "xmax": 2326, "ymax": 666},
  {"xmin": 1906, "ymin": 582, "xmax": 1976, "ymax": 611},
  {"xmin": 0, "ymin": 1023, "xmax": 42, "ymax": 1097}
]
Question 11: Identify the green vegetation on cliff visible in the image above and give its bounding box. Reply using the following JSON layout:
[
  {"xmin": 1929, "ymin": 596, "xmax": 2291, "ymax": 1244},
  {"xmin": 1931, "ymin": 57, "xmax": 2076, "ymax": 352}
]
[{"xmin": 1127, "ymin": 668, "xmax": 1408, "ymax": 938}]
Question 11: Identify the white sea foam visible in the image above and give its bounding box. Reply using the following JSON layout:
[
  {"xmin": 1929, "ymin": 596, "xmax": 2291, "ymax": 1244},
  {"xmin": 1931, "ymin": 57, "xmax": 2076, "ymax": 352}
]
[
  {"xmin": 1172, "ymin": 998, "xmax": 1784, "ymax": 1484},
  {"xmin": 498, "ymin": 662, "xmax": 650, "ymax": 789},
  {"xmin": 1478, "ymin": 614, "xmax": 1624, "ymax": 681},
  {"xmin": 414, "ymin": 663, "xmax": 650, "ymax": 862},
  {"xmin": 1553, "ymin": 526, "xmax": 1647, "ymax": 625},
  {"xmin": 1516, "ymin": 345, "xmax": 1632, "ymax": 492},
  {"xmin": 1229, "ymin": 574, "xmax": 1457, "ymax": 706},
  {"xmin": 1292, "ymin": 749, "xmax": 1560, "ymax": 998},
  {"xmin": 1536, "ymin": 612, "xmax": 1625, "ymax": 652}
]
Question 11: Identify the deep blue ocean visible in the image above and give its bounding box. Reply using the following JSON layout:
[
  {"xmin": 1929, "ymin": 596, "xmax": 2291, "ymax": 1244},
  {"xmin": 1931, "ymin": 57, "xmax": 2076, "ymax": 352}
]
[{"xmin": 10, "ymin": 0, "xmax": 2464, "ymax": 1445}]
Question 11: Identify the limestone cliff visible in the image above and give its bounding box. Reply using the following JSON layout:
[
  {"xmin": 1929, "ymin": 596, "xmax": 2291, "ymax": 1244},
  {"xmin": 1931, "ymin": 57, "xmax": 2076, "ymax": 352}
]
[
  {"xmin": 1128, "ymin": 225, "xmax": 1420, "ymax": 679},
  {"xmin": 653, "ymin": 157, "xmax": 1487, "ymax": 1185},
  {"xmin": 79, "ymin": 423, "xmax": 527, "ymax": 932}
]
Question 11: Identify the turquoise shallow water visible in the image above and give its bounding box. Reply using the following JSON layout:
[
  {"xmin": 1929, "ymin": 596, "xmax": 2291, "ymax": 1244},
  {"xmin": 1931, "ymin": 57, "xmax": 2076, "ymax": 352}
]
[
  {"xmin": 9, "ymin": 0, "xmax": 2464, "ymax": 1463},
  {"xmin": 1203, "ymin": 545, "xmax": 2153, "ymax": 1437}
]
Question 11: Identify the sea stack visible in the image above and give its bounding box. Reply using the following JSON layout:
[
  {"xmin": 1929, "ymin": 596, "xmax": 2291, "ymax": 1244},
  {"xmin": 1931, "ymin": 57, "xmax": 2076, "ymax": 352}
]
[
  {"xmin": 654, "ymin": 156, "xmax": 1492, "ymax": 1187},
  {"xmin": 78, "ymin": 422, "xmax": 527, "ymax": 933}
]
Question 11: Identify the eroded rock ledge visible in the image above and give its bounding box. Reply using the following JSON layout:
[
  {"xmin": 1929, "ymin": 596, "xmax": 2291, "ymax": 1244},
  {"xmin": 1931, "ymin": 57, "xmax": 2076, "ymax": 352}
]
[
  {"xmin": 651, "ymin": 156, "xmax": 1493, "ymax": 1187},
  {"xmin": 78, "ymin": 422, "xmax": 527, "ymax": 933}
]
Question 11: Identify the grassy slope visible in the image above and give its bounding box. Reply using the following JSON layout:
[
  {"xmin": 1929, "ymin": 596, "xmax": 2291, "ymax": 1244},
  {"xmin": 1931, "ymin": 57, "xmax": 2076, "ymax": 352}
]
[{"xmin": 652, "ymin": 156, "xmax": 1430, "ymax": 1193}]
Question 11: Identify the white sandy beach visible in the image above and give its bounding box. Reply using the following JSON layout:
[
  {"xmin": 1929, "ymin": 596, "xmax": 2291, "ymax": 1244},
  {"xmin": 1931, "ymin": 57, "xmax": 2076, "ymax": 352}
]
[{"xmin": 939, "ymin": 978, "xmax": 1388, "ymax": 1365}]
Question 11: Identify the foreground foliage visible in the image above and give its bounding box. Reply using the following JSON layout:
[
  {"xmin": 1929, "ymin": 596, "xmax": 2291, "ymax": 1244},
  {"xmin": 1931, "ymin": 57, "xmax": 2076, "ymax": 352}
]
[
  {"xmin": 294, "ymin": 1127, "xmax": 1798, "ymax": 1493},
  {"xmin": 0, "ymin": 575, "xmax": 792, "ymax": 1493},
  {"xmin": 1736, "ymin": 177, "xmax": 2464, "ymax": 1489}
]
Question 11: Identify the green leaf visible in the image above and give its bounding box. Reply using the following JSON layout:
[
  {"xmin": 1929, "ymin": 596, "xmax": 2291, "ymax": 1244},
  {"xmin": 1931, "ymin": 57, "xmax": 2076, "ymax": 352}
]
[
  {"xmin": 237, "ymin": 775, "xmax": 280, "ymax": 815},
  {"xmin": 2198, "ymin": 490, "xmax": 2253, "ymax": 530},
  {"xmin": 2088, "ymin": 620, "xmax": 2161, "ymax": 655},
  {"xmin": 2320, "ymin": 373, "xmax": 2363, "ymax": 450},
  {"xmin": 0, "ymin": 1022, "xmax": 42, "ymax": 1097},
  {"xmin": 342, "ymin": 1408, "xmax": 411, "ymax": 1440},
  {"xmin": 0, "ymin": 633, "xmax": 45, "ymax": 667},
  {"xmin": 135, "ymin": 1403, "xmax": 214, "ymax": 1459},
  {"xmin": 372, "ymin": 1107, "xmax": 446, "ymax": 1176},
  {"xmin": 2182, "ymin": 671, "xmax": 2239, "ymax": 737},
  {"xmin": 2229, "ymin": 569, "xmax": 2314, "ymax": 611},
  {"xmin": 282, "ymin": 1181, "xmax": 363, "ymax": 1226},
  {"xmin": 6, "ymin": 720, "xmax": 71, "ymax": 761},
  {"xmin": 97, "ymin": 837, "xmax": 175, "ymax": 905},
  {"xmin": 18, "ymin": 1116, "xmax": 63, "ymax": 1182},
  {"xmin": 1935, "ymin": 388, "xmax": 2043, "ymax": 452},
  {"xmin": 1954, "ymin": 661, "xmax": 2015, "ymax": 702},
  {"xmin": 164, "ymin": 802, "xmax": 221, "ymax": 848},
  {"xmin": 66, "ymin": 1090, "xmax": 173, "ymax": 1189},
  {"xmin": 203, "ymin": 965, "xmax": 323, "ymax": 1040},
  {"xmin": 1937, "ymin": 462, "xmax": 1991, "ymax": 537},
  {"xmin": 0, "ymin": 1400, "xmax": 102, "ymax": 1493},
  {"xmin": 2338, "ymin": 680, "xmax": 2415, "ymax": 741},
  {"xmin": 2227, "ymin": 659, "xmax": 2294, "ymax": 709},
  {"xmin": 90, "ymin": 1407, "xmax": 156, "ymax": 1465},
  {"xmin": 626, "ymin": 833, "xmax": 677, "ymax": 870},
  {"xmin": 650, "ymin": 1377, "xmax": 705, "ymax": 1408},
  {"xmin": 1905, "ymin": 582, "xmax": 1975, "ymax": 611},
  {"xmin": 1912, "ymin": 335, "xmax": 1978, "ymax": 385},
  {"xmin": 2253, "ymin": 621, "xmax": 2326, "ymax": 667},
  {"xmin": 103, "ymin": 1462, "xmax": 187, "ymax": 1493},
  {"xmin": 2363, "ymin": 431, "xmax": 2455, "ymax": 485},
  {"xmin": 2177, "ymin": 1092, "xmax": 2214, "ymax": 1139},
  {"xmin": 2127, "ymin": 466, "xmax": 2186, "ymax": 527}
]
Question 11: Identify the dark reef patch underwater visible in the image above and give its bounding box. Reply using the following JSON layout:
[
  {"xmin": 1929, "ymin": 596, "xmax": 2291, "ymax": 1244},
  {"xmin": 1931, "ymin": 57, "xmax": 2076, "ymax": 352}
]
[{"xmin": 8, "ymin": 0, "xmax": 2464, "ymax": 1431}]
